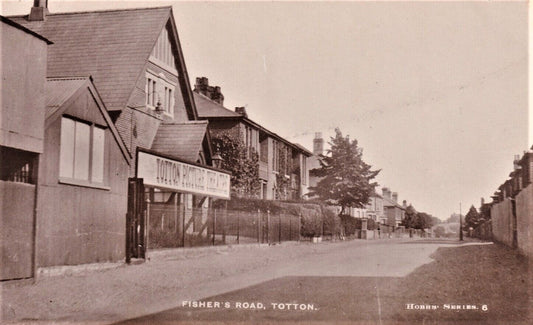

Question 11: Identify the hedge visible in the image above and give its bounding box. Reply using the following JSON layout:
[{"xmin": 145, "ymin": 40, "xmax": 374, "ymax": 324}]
[{"xmin": 213, "ymin": 197, "xmax": 341, "ymax": 238}]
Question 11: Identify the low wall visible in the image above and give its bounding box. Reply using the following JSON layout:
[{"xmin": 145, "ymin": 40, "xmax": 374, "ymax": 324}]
[{"xmin": 516, "ymin": 184, "xmax": 533, "ymax": 259}]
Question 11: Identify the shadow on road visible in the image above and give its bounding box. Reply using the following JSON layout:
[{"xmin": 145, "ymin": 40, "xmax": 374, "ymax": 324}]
[{"xmin": 117, "ymin": 244, "xmax": 530, "ymax": 325}]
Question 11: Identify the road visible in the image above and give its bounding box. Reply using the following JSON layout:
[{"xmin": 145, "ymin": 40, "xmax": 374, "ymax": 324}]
[{"xmin": 117, "ymin": 239, "xmax": 490, "ymax": 324}]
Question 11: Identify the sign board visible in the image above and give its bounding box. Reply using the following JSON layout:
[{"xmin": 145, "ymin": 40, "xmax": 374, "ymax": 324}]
[{"xmin": 137, "ymin": 151, "xmax": 230, "ymax": 199}]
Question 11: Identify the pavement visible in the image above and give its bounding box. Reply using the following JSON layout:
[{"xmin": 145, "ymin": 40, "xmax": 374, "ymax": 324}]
[{"xmin": 0, "ymin": 237, "xmax": 495, "ymax": 324}]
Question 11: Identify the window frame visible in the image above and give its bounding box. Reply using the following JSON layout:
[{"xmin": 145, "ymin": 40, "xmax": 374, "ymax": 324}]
[
  {"xmin": 146, "ymin": 70, "xmax": 176, "ymax": 118},
  {"xmin": 58, "ymin": 115, "xmax": 109, "ymax": 190}
]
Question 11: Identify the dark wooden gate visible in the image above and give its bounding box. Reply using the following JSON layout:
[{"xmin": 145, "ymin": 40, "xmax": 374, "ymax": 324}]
[{"xmin": 126, "ymin": 178, "xmax": 146, "ymax": 263}]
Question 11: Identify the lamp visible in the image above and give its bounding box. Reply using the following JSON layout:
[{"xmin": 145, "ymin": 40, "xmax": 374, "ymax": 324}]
[
  {"xmin": 212, "ymin": 151, "xmax": 223, "ymax": 168},
  {"xmin": 155, "ymin": 98, "xmax": 164, "ymax": 114}
]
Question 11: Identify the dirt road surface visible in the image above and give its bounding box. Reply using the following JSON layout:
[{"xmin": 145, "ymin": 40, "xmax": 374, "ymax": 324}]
[{"xmin": 1, "ymin": 238, "xmax": 529, "ymax": 324}]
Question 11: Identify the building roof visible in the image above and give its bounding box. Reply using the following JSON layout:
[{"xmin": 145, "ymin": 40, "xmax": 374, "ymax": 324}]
[
  {"xmin": 294, "ymin": 143, "xmax": 313, "ymax": 157},
  {"xmin": 151, "ymin": 121, "xmax": 208, "ymax": 163},
  {"xmin": 9, "ymin": 6, "xmax": 172, "ymax": 111},
  {"xmin": 194, "ymin": 92, "xmax": 241, "ymax": 118},
  {"xmin": 382, "ymin": 196, "xmax": 405, "ymax": 210},
  {"xmin": 0, "ymin": 15, "xmax": 52, "ymax": 44},
  {"xmin": 194, "ymin": 90, "xmax": 311, "ymax": 156},
  {"xmin": 44, "ymin": 76, "xmax": 131, "ymax": 162},
  {"xmin": 45, "ymin": 77, "xmax": 89, "ymax": 118}
]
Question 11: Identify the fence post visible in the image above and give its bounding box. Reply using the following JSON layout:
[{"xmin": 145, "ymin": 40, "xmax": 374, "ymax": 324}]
[
  {"xmin": 279, "ymin": 213, "xmax": 282, "ymax": 244},
  {"xmin": 289, "ymin": 216, "xmax": 292, "ymax": 241},
  {"xmin": 222, "ymin": 210, "xmax": 226, "ymax": 244},
  {"xmin": 257, "ymin": 209, "xmax": 261, "ymax": 244},
  {"xmin": 236, "ymin": 210, "xmax": 240, "ymax": 245},
  {"xmin": 298, "ymin": 213, "xmax": 302, "ymax": 242},
  {"xmin": 181, "ymin": 203, "xmax": 186, "ymax": 247},
  {"xmin": 174, "ymin": 195, "xmax": 178, "ymax": 234},
  {"xmin": 145, "ymin": 199, "xmax": 150, "ymax": 251},
  {"xmin": 213, "ymin": 208, "xmax": 217, "ymax": 246},
  {"xmin": 321, "ymin": 213, "xmax": 325, "ymax": 237},
  {"xmin": 267, "ymin": 210, "xmax": 271, "ymax": 245}
]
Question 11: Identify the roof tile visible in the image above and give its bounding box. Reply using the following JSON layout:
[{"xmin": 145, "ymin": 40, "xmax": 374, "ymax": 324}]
[
  {"xmin": 9, "ymin": 7, "xmax": 170, "ymax": 110},
  {"xmin": 151, "ymin": 121, "xmax": 208, "ymax": 163}
]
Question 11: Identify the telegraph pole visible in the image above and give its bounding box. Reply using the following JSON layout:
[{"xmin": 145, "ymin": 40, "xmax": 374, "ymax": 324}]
[{"xmin": 459, "ymin": 202, "xmax": 463, "ymax": 241}]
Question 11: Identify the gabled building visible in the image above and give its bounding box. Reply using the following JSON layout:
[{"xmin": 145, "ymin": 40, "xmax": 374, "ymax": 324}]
[
  {"xmin": 381, "ymin": 187, "xmax": 406, "ymax": 227},
  {"xmin": 194, "ymin": 77, "xmax": 312, "ymax": 200},
  {"xmin": 6, "ymin": 2, "xmax": 230, "ymax": 270}
]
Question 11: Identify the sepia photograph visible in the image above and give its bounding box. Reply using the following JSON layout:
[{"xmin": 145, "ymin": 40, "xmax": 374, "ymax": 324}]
[{"xmin": 0, "ymin": 0, "xmax": 531, "ymax": 324}]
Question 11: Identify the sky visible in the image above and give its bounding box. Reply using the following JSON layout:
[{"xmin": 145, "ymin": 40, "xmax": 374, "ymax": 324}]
[{"xmin": 1, "ymin": 0, "xmax": 529, "ymax": 219}]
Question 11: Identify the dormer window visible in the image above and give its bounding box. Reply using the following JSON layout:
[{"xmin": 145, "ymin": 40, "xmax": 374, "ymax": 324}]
[{"xmin": 146, "ymin": 71, "xmax": 175, "ymax": 117}]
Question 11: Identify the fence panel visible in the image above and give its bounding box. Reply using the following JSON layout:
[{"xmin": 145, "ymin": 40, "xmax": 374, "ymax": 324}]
[
  {"xmin": 147, "ymin": 203, "xmax": 181, "ymax": 249},
  {"xmin": 147, "ymin": 205, "xmax": 306, "ymax": 250}
]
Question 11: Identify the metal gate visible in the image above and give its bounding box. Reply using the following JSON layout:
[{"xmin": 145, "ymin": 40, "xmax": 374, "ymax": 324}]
[{"xmin": 126, "ymin": 178, "xmax": 146, "ymax": 263}]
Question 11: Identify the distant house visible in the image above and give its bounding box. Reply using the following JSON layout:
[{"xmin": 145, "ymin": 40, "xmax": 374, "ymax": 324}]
[
  {"xmin": 366, "ymin": 193, "xmax": 385, "ymax": 223},
  {"xmin": 194, "ymin": 77, "xmax": 312, "ymax": 200},
  {"xmin": 381, "ymin": 187, "xmax": 406, "ymax": 227}
]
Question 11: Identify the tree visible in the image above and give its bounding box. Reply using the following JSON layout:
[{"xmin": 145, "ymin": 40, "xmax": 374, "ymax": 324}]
[
  {"xmin": 402, "ymin": 206, "xmax": 438, "ymax": 230},
  {"xmin": 401, "ymin": 204, "xmax": 418, "ymax": 228},
  {"xmin": 309, "ymin": 128, "xmax": 380, "ymax": 214},
  {"xmin": 212, "ymin": 132, "xmax": 260, "ymax": 198},
  {"xmin": 446, "ymin": 213, "xmax": 461, "ymax": 223},
  {"xmin": 464, "ymin": 205, "xmax": 481, "ymax": 230},
  {"xmin": 415, "ymin": 212, "xmax": 437, "ymax": 229}
]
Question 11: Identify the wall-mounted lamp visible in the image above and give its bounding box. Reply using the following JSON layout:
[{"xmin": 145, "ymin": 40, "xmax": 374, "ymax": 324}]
[
  {"xmin": 155, "ymin": 98, "xmax": 164, "ymax": 114},
  {"xmin": 212, "ymin": 151, "xmax": 223, "ymax": 169}
]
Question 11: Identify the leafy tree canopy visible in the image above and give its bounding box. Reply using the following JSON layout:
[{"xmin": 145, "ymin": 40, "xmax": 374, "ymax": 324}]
[
  {"xmin": 464, "ymin": 205, "xmax": 481, "ymax": 229},
  {"xmin": 212, "ymin": 132, "xmax": 260, "ymax": 198},
  {"xmin": 309, "ymin": 128, "xmax": 380, "ymax": 213},
  {"xmin": 401, "ymin": 205, "xmax": 439, "ymax": 229}
]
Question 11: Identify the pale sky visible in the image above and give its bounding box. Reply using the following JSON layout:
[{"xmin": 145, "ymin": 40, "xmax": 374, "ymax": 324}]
[{"xmin": 1, "ymin": 0, "xmax": 529, "ymax": 219}]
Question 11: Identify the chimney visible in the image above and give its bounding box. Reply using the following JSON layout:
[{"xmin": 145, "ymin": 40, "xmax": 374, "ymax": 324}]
[
  {"xmin": 194, "ymin": 77, "xmax": 224, "ymax": 105},
  {"xmin": 194, "ymin": 77, "xmax": 209, "ymax": 92},
  {"xmin": 235, "ymin": 107, "xmax": 248, "ymax": 118},
  {"xmin": 402, "ymin": 200, "xmax": 407, "ymax": 208},
  {"xmin": 513, "ymin": 154, "xmax": 521, "ymax": 170},
  {"xmin": 313, "ymin": 132, "xmax": 324, "ymax": 155},
  {"xmin": 382, "ymin": 187, "xmax": 391, "ymax": 199},
  {"xmin": 29, "ymin": 0, "xmax": 48, "ymax": 21},
  {"xmin": 481, "ymin": 197, "xmax": 485, "ymax": 206},
  {"xmin": 392, "ymin": 192, "xmax": 398, "ymax": 203}
]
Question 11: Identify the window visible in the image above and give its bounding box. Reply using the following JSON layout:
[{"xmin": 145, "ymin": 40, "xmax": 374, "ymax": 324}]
[
  {"xmin": 146, "ymin": 71, "xmax": 175, "ymax": 116},
  {"xmin": 0, "ymin": 146, "xmax": 37, "ymax": 184},
  {"xmin": 260, "ymin": 138, "xmax": 268, "ymax": 163},
  {"xmin": 272, "ymin": 140, "xmax": 279, "ymax": 173},
  {"xmin": 59, "ymin": 117, "xmax": 106, "ymax": 185},
  {"xmin": 147, "ymin": 77, "xmax": 156, "ymax": 107},
  {"xmin": 301, "ymin": 156, "xmax": 307, "ymax": 185}
]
